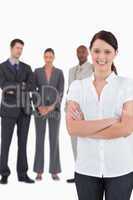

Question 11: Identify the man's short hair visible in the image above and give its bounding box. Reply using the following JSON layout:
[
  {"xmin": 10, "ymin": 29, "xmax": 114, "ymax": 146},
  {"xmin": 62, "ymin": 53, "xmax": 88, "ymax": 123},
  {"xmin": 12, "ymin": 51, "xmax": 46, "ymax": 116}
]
[{"xmin": 10, "ymin": 39, "xmax": 24, "ymax": 48}]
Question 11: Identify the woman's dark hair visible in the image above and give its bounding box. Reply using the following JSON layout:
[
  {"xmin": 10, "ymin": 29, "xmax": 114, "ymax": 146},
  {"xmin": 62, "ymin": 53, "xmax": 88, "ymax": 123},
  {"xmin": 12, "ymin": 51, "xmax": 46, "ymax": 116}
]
[
  {"xmin": 89, "ymin": 30, "xmax": 118, "ymax": 75},
  {"xmin": 44, "ymin": 48, "xmax": 55, "ymax": 55},
  {"xmin": 10, "ymin": 39, "xmax": 24, "ymax": 48}
]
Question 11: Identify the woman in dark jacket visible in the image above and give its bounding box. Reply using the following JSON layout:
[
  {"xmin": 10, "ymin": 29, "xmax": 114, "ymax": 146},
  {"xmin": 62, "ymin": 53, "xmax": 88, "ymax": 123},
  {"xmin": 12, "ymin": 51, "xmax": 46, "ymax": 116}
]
[{"xmin": 33, "ymin": 48, "xmax": 64, "ymax": 181}]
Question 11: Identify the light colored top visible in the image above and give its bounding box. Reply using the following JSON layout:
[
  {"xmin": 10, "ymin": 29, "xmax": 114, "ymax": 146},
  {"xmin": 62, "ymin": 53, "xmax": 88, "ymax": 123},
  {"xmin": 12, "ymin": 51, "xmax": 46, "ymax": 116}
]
[
  {"xmin": 9, "ymin": 57, "xmax": 19, "ymax": 65},
  {"xmin": 65, "ymin": 61, "xmax": 93, "ymax": 112},
  {"xmin": 68, "ymin": 61, "xmax": 93, "ymax": 87},
  {"xmin": 67, "ymin": 72, "xmax": 133, "ymax": 178}
]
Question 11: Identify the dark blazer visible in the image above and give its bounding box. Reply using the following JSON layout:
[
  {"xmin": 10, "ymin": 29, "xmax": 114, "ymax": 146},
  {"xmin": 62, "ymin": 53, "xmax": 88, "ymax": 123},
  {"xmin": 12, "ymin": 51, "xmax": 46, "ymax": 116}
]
[
  {"xmin": 0, "ymin": 60, "xmax": 35, "ymax": 118},
  {"xmin": 33, "ymin": 66, "xmax": 64, "ymax": 112}
]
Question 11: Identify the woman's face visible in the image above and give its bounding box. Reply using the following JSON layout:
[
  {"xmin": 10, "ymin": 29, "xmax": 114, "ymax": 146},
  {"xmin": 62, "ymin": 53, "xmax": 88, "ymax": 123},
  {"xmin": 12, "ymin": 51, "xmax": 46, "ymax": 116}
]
[
  {"xmin": 90, "ymin": 39, "xmax": 117, "ymax": 73},
  {"xmin": 44, "ymin": 52, "xmax": 55, "ymax": 66}
]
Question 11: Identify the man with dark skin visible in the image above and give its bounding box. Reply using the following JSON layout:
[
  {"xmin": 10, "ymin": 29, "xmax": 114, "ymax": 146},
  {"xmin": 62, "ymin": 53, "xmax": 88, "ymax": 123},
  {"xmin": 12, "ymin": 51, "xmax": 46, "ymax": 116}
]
[
  {"xmin": 77, "ymin": 45, "xmax": 89, "ymax": 64},
  {"xmin": 66, "ymin": 45, "xmax": 93, "ymax": 183}
]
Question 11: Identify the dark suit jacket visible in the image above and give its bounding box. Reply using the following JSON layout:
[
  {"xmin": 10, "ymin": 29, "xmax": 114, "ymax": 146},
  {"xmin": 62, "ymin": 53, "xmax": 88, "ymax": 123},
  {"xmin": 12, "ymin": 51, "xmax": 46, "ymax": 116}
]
[
  {"xmin": 33, "ymin": 66, "xmax": 64, "ymax": 113},
  {"xmin": 0, "ymin": 60, "xmax": 35, "ymax": 118}
]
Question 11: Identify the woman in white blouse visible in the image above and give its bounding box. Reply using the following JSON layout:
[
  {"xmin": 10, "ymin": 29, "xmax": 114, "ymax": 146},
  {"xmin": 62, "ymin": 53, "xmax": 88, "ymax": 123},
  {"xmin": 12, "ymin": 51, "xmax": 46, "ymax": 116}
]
[{"xmin": 66, "ymin": 30, "xmax": 133, "ymax": 200}]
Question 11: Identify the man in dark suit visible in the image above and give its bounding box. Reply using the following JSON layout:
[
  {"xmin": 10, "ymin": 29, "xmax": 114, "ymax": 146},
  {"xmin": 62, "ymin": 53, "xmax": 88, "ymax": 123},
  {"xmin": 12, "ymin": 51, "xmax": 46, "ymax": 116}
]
[{"xmin": 0, "ymin": 39, "xmax": 35, "ymax": 184}]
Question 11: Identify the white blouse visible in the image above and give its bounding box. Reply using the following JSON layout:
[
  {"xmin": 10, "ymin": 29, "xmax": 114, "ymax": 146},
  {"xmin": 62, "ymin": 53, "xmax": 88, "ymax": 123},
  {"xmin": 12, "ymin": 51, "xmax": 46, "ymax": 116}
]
[{"xmin": 67, "ymin": 72, "xmax": 133, "ymax": 178}]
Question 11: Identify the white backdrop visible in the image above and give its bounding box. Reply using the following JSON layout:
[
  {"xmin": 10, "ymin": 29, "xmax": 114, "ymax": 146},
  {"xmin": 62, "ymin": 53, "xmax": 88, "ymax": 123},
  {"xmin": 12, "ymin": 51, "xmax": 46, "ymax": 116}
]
[{"xmin": 0, "ymin": 0, "xmax": 133, "ymax": 199}]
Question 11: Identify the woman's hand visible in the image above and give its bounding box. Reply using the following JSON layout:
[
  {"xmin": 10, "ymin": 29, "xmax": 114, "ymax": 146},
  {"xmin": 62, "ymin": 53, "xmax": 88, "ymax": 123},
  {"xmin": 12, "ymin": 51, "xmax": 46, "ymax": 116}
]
[
  {"xmin": 38, "ymin": 106, "xmax": 49, "ymax": 115},
  {"xmin": 38, "ymin": 104, "xmax": 55, "ymax": 115},
  {"xmin": 66, "ymin": 100, "xmax": 84, "ymax": 120},
  {"xmin": 47, "ymin": 104, "xmax": 55, "ymax": 113}
]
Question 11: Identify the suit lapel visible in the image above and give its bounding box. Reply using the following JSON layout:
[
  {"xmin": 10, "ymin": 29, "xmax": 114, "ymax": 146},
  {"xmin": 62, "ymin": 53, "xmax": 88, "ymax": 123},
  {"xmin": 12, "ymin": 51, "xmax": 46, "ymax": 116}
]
[
  {"xmin": 16, "ymin": 62, "xmax": 24, "ymax": 81},
  {"xmin": 72, "ymin": 67, "xmax": 77, "ymax": 81},
  {"xmin": 48, "ymin": 67, "xmax": 56, "ymax": 84},
  {"xmin": 5, "ymin": 60, "xmax": 16, "ymax": 78},
  {"xmin": 41, "ymin": 67, "xmax": 56, "ymax": 85},
  {"xmin": 40, "ymin": 67, "xmax": 47, "ymax": 84},
  {"xmin": 6, "ymin": 61, "xmax": 25, "ymax": 82}
]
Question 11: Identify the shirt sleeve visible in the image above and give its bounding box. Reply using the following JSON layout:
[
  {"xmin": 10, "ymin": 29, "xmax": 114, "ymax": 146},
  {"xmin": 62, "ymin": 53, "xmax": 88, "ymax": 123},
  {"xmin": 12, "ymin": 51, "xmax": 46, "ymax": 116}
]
[
  {"xmin": 66, "ymin": 80, "xmax": 82, "ymax": 105},
  {"xmin": 122, "ymin": 78, "xmax": 133, "ymax": 104}
]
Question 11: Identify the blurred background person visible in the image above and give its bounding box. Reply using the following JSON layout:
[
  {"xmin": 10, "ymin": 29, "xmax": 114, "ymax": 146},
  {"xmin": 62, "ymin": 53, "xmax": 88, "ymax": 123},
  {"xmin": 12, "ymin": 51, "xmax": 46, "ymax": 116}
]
[
  {"xmin": 66, "ymin": 45, "xmax": 93, "ymax": 183},
  {"xmin": 33, "ymin": 48, "xmax": 64, "ymax": 181}
]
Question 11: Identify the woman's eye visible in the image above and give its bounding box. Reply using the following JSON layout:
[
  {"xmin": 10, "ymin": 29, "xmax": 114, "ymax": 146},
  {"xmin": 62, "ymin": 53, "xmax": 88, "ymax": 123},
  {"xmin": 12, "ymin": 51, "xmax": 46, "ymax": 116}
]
[
  {"xmin": 105, "ymin": 50, "xmax": 111, "ymax": 54},
  {"xmin": 94, "ymin": 50, "xmax": 100, "ymax": 54}
]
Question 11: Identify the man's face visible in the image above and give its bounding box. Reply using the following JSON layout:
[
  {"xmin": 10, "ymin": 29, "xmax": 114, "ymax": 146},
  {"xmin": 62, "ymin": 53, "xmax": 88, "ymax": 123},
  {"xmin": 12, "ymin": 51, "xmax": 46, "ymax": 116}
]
[
  {"xmin": 77, "ymin": 47, "xmax": 88, "ymax": 63},
  {"xmin": 11, "ymin": 43, "xmax": 24, "ymax": 59}
]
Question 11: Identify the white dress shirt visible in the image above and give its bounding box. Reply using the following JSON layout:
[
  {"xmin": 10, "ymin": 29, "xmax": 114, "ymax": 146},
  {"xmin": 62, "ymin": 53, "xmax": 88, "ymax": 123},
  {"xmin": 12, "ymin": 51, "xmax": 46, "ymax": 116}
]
[
  {"xmin": 75, "ymin": 62, "xmax": 93, "ymax": 80},
  {"xmin": 9, "ymin": 57, "xmax": 19, "ymax": 65},
  {"xmin": 67, "ymin": 72, "xmax": 133, "ymax": 178},
  {"xmin": 68, "ymin": 62, "xmax": 93, "ymax": 86}
]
